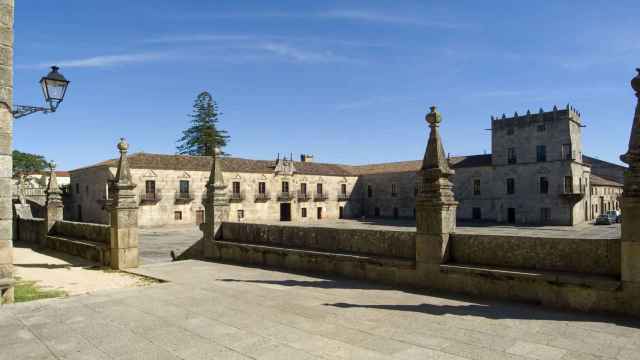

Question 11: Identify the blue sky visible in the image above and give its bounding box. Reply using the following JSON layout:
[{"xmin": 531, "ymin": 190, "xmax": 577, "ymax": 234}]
[{"xmin": 12, "ymin": 1, "xmax": 640, "ymax": 170}]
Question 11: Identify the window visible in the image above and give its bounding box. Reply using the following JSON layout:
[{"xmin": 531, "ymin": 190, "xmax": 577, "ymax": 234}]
[
  {"xmin": 541, "ymin": 208, "xmax": 551, "ymax": 222},
  {"xmin": 564, "ymin": 176, "xmax": 573, "ymax": 193},
  {"xmin": 374, "ymin": 207, "xmax": 380, "ymax": 217},
  {"xmin": 237, "ymin": 210, "xmax": 244, "ymax": 220},
  {"xmin": 391, "ymin": 183, "xmax": 398, "ymax": 197},
  {"xmin": 300, "ymin": 183, "xmax": 307, "ymax": 194},
  {"xmin": 282, "ymin": 181, "xmax": 289, "ymax": 193},
  {"xmin": 507, "ymin": 127, "xmax": 514, "ymax": 135},
  {"xmin": 507, "ymin": 148, "xmax": 517, "ymax": 164},
  {"xmin": 179, "ymin": 180, "xmax": 189, "ymax": 194},
  {"xmin": 536, "ymin": 145, "xmax": 547, "ymax": 162},
  {"xmin": 507, "ymin": 178, "xmax": 515, "ymax": 195},
  {"xmin": 317, "ymin": 207, "xmax": 322, "ymax": 219},
  {"xmin": 537, "ymin": 124, "xmax": 546, "ymax": 132},
  {"xmin": 393, "ymin": 207, "xmax": 399, "ymax": 219},
  {"xmin": 539, "ymin": 177, "xmax": 549, "ymax": 194},
  {"xmin": 232, "ymin": 181, "xmax": 240, "ymax": 194},
  {"xmin": 341, "ymin": 184, "xmax": 347, "ymax": 195},
  {"xmin": 174, "ymin": 211, "xmax": 182, "ymax": 220},
  {"xmin": 301, "ymin": 208, "xmax": 307, "ymax": 218},
  {"xmin": 367, "ymin": 185, "xmax": 373, "ymax": 198},
  {"xmin": 75, "ymin": 183, "xmax": 80, "ymax": 194},
  {"xmin": 316, "ymin": 183, "xmax": 323, "ymax": 195},
  {"xmin": 77, "ymin": 205, "xmax": 82, "ymax": 221},
  {"xmin": 145, "ymin": 180, "xmax": 156, "ymax": 194},
  {"xmin": 258, "ymin": 182, "xmax": 266, "ymax": 194},
  {"xmin": 562, "ymin": 144, "xmax": 572, "ymax": 160},
  {"xmin": 473, "ymin": 179, "xmax": 481, "ymax": 196},
  {"xmin": 472, "ymin": 207, "xmax": 482, "ymax": 220},
  {"xmin": 85, "ymin": 185, "xmax": 89, "ymax": 194}
]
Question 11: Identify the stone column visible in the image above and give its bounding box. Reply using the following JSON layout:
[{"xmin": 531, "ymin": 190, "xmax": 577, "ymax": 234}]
[
  {"xmin": 42, "ymin": 161, "xmax": 63, "ymax": 246},
  {"xmin": 201, "ymin": 147, "xmax": 229, "ymax": 258},
  {"xmin": 621, "ymin": 68, "xmax": 640, "ymax": 283},
  {"xmin": 0, "ymin": 0, "xmax": 14, "ymax": 304},
  {"xmin": 415, "ymin": 106, "xmax": 458, "ymax": 274},
  {"xmin": 109, "ymin": 138, "xmax": 139, "ymax": 269}
]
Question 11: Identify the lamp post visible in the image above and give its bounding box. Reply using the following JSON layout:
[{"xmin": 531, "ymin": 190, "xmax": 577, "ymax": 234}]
[{"xmin": 11, "ymin": 66, "xmax": 70, "ymax": 119}]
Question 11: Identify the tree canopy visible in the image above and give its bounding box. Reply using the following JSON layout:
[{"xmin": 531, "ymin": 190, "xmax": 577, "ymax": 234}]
[
  {"xmin": 176, "ymin": 91, "xmax": 229, "ymax": 156},
  {"xmin": 12, "ymin": 150, "xmax": 48, "ymax": 175}
]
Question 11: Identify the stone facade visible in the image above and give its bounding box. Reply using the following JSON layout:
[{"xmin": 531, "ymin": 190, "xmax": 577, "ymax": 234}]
[{"xmin": 0, "ymin": 0, "xmax": 13, "ymax": 304}]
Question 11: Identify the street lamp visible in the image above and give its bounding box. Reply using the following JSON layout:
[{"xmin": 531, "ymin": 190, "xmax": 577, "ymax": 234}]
[{"xmin": 12, "ymin": 66, "xmax": 70, "ymax": 119}]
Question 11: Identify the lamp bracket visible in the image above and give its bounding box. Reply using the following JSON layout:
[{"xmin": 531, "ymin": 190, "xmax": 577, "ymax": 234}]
[{"xmin": 12, "ymin": 104, "xmax": 53, "ymax": 119}]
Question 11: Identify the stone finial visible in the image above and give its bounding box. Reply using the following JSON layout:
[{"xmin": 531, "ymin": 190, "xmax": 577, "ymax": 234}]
[
  {"xmin": 421, "ymin": 106, "xmax": 451, "ymax": 174},
  {"xmin": 212, "ymin": 146, "xmax": 225, "ymax": 187},
  {"xmin": 114, "ymin": 138, "xmax": 134, "ymax": 188},
  {"xmin": 553, "ymin": 105, "xmax": 558, "ymax": 111},
  {"xmin": 45, "ymin": 160, "xmax": 62, "ymax": 196},
  {"xmin": 632, "ymin": 68, "xmax": 640, "ymax": 95},
  {"xmin": 539, "ymin": 108, "xmax": 544, "ymax": 114}
]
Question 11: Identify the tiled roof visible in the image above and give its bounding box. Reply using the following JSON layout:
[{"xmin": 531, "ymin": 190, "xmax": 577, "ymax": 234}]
[
  {"xmin": 74, "ymin": 153, "xmax": 354, "ymax": 177},
  {"xmin": 349, "ymin": 155, "xmax": 492, "ymax": 175},
  {"xmin": 583, "ymin": 155, "xmax": 626, "ymax": 184},
  {"xmin": 590, "ymin": 174, "xmax": 622, "ymax": 187}
]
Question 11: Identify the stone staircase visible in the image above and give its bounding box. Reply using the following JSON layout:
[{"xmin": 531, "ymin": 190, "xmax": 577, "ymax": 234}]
[{"xmin": 45, "ymin": 235, "xmax": 110, "ymax": 266}]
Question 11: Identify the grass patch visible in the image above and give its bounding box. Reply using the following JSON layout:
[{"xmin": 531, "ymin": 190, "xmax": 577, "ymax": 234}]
[{"xmin": 14, "ymin": 277, "xmax": 68, "ymax": 303}]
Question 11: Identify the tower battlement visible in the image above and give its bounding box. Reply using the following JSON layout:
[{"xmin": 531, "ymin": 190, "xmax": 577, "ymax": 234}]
[{"xmin": 491, "ymin": 104, "xmax": 581, "ymax": 129}]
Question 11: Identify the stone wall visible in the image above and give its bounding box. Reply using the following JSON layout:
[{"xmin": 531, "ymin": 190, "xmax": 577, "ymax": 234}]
[
  {"xmin": 16, "ymin": 218, "xmax": 44, "ymax": 244},
  {"xmin": 50, "ymin": 220, "xmax": 110, "ymax": 243},
  {"xmin": 0, "ymin": 0, "xmax": 13, "ymax": 304},
  {"xmin": 450, "ymin": 234, "xmax": 620, "ymax": 276},
  {"xmin": 221, "ymin": 222, "xmax": 415, "ymax": 259}
]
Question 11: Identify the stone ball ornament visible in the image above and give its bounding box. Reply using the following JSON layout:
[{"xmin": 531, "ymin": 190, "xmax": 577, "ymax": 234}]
[
  {"xmin": 632, "ymin": 68, "xmax": 640, "ymax": 94},
  {"xmin": 118, "ymin": 137, "xmax": 129, "ymax": 152},
  {"xmin": 426, "ymin": 106, "xmax": 442, "ymax": 126}
]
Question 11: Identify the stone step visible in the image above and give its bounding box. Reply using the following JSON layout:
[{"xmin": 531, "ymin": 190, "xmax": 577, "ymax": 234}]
[
  {"xmin": 46, "ymin": 235, "xmax": 110, "ymax": 266},
  {"xmin": 210, "ymin": 240, "xmax": 416, "ymax": 285},
  {"xmin": 440, "ymin": 263, "xmax": 621, "ymax": 291}
]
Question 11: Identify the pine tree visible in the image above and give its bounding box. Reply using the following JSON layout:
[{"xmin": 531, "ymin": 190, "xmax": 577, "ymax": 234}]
[{"xmin": 176, "ymin": 91, "xmax": 229, "ymax": 156}]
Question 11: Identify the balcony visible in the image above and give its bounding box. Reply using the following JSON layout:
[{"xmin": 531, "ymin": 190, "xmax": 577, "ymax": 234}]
[
  {"xmin": 277, "ymin": 191, "xmax": 294, "ymax": 202},
  {"xmin": 560, "ymin": 186, "xmax": 585, "ymax": 203},
  {"xmin": 229, "ymin": 191, "xmax": 245, "ymax": 202},
  {"xmin": 297, "ymin": 191, "xmax": 311, "ymax": 201},
  {"xmin": 314, "ymin": 192, "xmax": 329, "ymax": 201},
  {"xmin": 337, "ymin": 193, "xmax": 351, "ymax": 201},
  {"xmin": 254, "ymin": 192, "xmax": 271, "ymax": 202},
  {"xmin": 140, "ymin": 191, "xmax": 162, "ymax": 205},
  {"xmin": 175, "ymin": 191, "xmax": 194, "ymax": 203}
]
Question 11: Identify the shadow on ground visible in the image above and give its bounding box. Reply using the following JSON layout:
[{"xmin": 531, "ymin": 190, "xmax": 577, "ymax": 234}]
[{"xmin": 218, "ymin": 276, "xmax": 640, "ymax": 328}]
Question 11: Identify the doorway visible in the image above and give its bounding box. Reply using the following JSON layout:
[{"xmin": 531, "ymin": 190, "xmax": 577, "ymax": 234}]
[
  {"xmin": 280, "ymin": 203, "xmax": 291, "ymax": 221},
  {"xmin": 339, "ymin": 206, "xmax": 344, "ymax": 219},
  {"xmin": 317, "ymin": 207, "xmax": 323, "ymax": 220},
  {"xmin": 507, "ymin": 208, "xmax": 516, "ymax": 224}
]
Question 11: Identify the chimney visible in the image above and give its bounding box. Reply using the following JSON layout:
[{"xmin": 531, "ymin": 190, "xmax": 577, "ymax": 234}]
[{"xmin": 300, "ymin": 154, "xmax": 314, "ymax": 163}]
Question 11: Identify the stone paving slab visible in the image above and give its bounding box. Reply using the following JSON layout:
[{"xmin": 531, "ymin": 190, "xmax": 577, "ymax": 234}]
[{"xmin": 2, "ymin": 259, "xmax": 640, "ymax": 359}]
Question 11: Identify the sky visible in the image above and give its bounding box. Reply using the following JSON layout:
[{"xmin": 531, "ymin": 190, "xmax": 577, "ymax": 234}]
[{"xmin": 12, "ymin": 0, "xmax": 640, "ymax": 170}]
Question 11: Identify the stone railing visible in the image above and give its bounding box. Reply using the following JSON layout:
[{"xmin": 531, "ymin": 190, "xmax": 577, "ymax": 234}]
[
  {"xmin": 50, "ymin": 220, "xmax": 111, "ymax": 244},
  {"xmin": 16, "ymin": 218, "xmax": 46, "ymax": 244}
]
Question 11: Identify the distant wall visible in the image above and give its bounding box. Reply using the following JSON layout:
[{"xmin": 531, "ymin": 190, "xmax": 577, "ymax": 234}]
[
  {"xmin": 51, "ymin": 220, "xmax": 110, "ymax": 244},
  {"xmin": 16, "ymin": 218, "xmax": 45, "ymax": 244},
  {"xmin": 221, "ymin": 222, "xmax": 415, "ymax": 259},
  {"xmin": 450, "ymin": 234, "xmax": 621, "ymax": 276}
]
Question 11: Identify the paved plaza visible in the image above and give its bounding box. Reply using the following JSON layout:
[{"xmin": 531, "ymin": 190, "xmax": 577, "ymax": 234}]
[{"xmin": 2, "ymin": 259, "xmax": 640, "ymax": 360}]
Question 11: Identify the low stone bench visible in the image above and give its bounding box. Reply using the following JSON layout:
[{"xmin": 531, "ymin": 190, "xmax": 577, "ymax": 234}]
[
  {"xmin": 45, "ymin": 235, "xmax": 110, "ymax": 266},
  {"xmin": 210, "ymin": 240, "xmax": 416, "ymax": 285}
]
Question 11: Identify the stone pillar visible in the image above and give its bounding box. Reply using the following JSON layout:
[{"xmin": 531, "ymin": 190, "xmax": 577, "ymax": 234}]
[
  {"xmin": 109, "ymin": 138, "xmax": 139, "ymax": 269},
  {"xmin": 42, "ymin": 161, "xmax": 63, "ymax": 246},
  {"xmin": 201, "ymin": 147, "xmax": 229, "ymax": 258},
  {"xmin": 0, "ymin": 0, "xmax": 14, "ymax": 304},
  {"xmin": 415, "ymin": 106, "xmax": 458, "ymax": 274},
  {"xmin": 621, "ymin": 68, "xmax": 640, "ymax": 283}
]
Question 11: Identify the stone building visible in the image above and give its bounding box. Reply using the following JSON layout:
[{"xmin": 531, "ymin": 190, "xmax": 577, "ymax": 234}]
[
  {"xmin": 68, "ymin": 154, "xmax": 360, "ymax": 227},
  {"xmin": 68, "ymin": 106, "xmax": 623, "ymax": 227}
]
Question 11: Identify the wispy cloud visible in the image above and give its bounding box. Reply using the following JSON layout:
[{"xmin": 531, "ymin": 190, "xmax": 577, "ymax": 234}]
[
  {"xmin": 18, "ymin": 52, "xmax": 170, "ymax": 69},
  {"xmin": 257, "ymin": 42, "xmax": 356, "ymax": 64},
  {"xmin": 319, "ymin": 10, "xmax": 426, "ymax": 26}
]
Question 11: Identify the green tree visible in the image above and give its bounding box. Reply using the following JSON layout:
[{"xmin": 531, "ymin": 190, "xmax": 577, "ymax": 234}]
[
  {"xmin": 12, "ymin": 150, "xmax": 47, "ymax": 175},
  {"xmin": 176, "ymin": 91, "xmax": 229, "ymax": 156}
]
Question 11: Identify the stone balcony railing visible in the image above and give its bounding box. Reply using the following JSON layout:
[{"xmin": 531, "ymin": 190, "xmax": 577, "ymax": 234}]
[
  {"xmin": 140, "ymin": 191, "xmax": 162, "ymax": 204},
  {"xmin": 254, "ymin": 192, "xmax": 271, "ymax": 202},
  {"xmin": 337, "ymin": 193, "xmax": 351, "ymax": 201},
  {"xmin": 229, "ymin": 191, "xmax": 245, "ymax": 202},
  {"xmin": 297, "ymin": 191, "xmax": 311, "ymax": 201},
  {"xmin": 277, "ymin": 191, "xmax": 294, "ymax": 201},
  {"xmin": 313, "ymin": 192, "xmax": 329, "ymax": 201},
  {"xmin": 175, "ymin": 191, "xmax": 194, "ymax": 203}
]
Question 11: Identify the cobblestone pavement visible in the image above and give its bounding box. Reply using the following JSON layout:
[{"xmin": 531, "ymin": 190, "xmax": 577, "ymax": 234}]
[{"xmin": 3, "ymin": 260, "xmax": 639, "ymax": 360}]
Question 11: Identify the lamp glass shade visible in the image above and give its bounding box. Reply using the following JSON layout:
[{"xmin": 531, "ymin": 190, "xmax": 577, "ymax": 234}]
[{"xmin": 39, "ymin": 66, "xmax": 69, "ymax": 109}]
